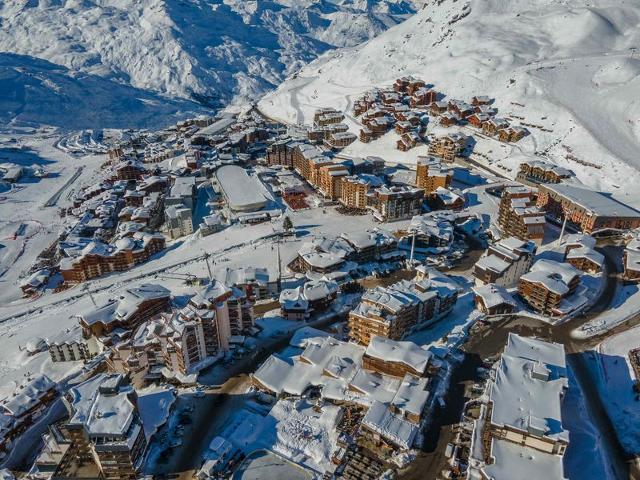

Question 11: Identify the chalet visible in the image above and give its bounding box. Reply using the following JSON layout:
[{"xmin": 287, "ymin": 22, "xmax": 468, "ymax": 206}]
[
  {"xmin": 473, "ymin": 284, "xmax": 516, "ymax": 315},
  {"xmin": 397, "ymin": 131, "xmax": 421, "ymax": 151},
  {"xmin": 439, "ymin": 112, "xmax": 459, "ymax": 127},
  {"xmin": 313, "ymin": 108, "xmax": 344, "ymax": 127},
  {"xmin": 410, "ymin": 87, "xmax": 437, "ymax": 107},
  {"xmin": 427, "ymin": 186, "xmax": 464, "ymax": 210},
  {"xmin": 395, "ymin": 121, "xmax": 415, "ymax": 135},
  {"xmin": 75, "ymin": 284, "xmax": 171, "ymax": 339},
  {"xmin": 430, "ymin": 101, "xmax": 448, "ymax": 115},
  {"xmin": 482, "ymin": 118, "xmax": 510, "ymax": 137},
  {"xmin": 467, "ymin": 112, "xmax": 490, "ymax": 128},
  {"xmin": 498, "ymin": 126, "xmax": 527, "ymax": 143},
  {"xmin": 471, "ymin": 95, "xmax": 492, "ymax": 106},
  {"xmin": 564, "ymin": 246, "xmax": 604, "ymax": 273},
  {"xmin": 324, "ymin": 131, "xmax": 357, "ymax": 150}
]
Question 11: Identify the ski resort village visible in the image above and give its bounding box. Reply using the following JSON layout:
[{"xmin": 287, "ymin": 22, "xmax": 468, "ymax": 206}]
[{"xmin": 2, "ymin": 1, "xmax": 640, "ymax": 480}]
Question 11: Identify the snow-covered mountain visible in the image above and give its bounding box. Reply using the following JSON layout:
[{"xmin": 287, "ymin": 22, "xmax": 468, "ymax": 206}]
[
  {"xmin": 259, "ymin": 0, "xmax": 640, "ymax": 197},
  {"xmin": 0, "ymin": 0, "xmax": 424, "ymax": 120}
]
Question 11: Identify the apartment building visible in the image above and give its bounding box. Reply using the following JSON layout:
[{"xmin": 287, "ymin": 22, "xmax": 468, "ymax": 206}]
[
  {"xmin": 515, "ymin": 160, "xmax": 574, "ymax": 186},
  {"xmin": 415, "ymin": 156, "xmax": 453, "ymax": 193},
  {"xmin": 168, "ymin": 281, "xmax": 254, "ymax": 374},
  {"xmin": 0, "ymin": 375, "xmax": 57, "ymax": 457},
  {"xmin": 348, "ymin": 272, "xmax": 457, "ymax": 345},
  {"xmin": 221, "ymin": 266, "xmax": 280, "ymax": 301},
  {"xmin": 60, "ymin": 233, "xmax": 166, "ymax": 283},
  {"xmin": 473, "ymin": 237, "xmax": 537, "ymax": 287},
  {"xmin": 537, "ymin": 183, "xmax": 640, "ymax": 234},
  {"xmin": 362, "ymin": 336, "xmax": 432, "ymax": 378},
  {"xmin": 318, "ymin": 163, "xmax": 350, "ymax": 200},
  {"xmin": 497, "ymin": 186, "xmax": 545, "ymax": 244},
  {"xmin": 518, "ymin": 260, "xmax": 581, "ymax": 316},
  {"xmin": 623, "ymin": 236, "xmax": 640, "ymax": 281},
  {"xmin": 369, "ymin": 185, "xmax": 424, "ymax": 222},
  {"xmin": 427, "ymin": 133, "xmax": 468, "ymax": 162},
  {"xmin": 482, "ymin": 334, "xmax": 568, "ymax": 480},
  {"xmin": 165, "ymin": 205, "xmax": 193, "ymax": 239},
  {"xmin": 75, "ymin": 284, "xmax": 171, "ymax": 339},
  {"xmin": 62, "ymin": 374, "xmax": 147, "ymax": 480},
  {"xmin": 339, "ymin": 174, "xmax": 383, "ymax": 210}
]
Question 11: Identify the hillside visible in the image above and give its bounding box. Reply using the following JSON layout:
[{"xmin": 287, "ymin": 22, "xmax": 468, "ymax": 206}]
[
  {"xmin": 0, "ymin": 0, "xmax": 424, "ymax": 115},
  {"xmin": 0, "ymin": 53, "xmax": 204, "ymax": 130},
  {"xmin": 259, "ymin": 0, "xmax": 640, "ymax": 198}
]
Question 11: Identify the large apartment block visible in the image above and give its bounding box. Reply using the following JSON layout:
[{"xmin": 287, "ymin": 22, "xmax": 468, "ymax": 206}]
[
  {"xmin": 415, "ymin": 156, "xmax": 453, "ymax": 193},
  {"xmin": 62, "ymin": 374, "xmax": 147, "ymax": 480},
  {"xmin": 481, "ymin": 334, "xmax": 568, "ymax": 479},
  {"xmin": 349, "ymin": 271, "xmax": 457, "ymax": 345},
  {"xmin": 518, "ymin": 260, "xmax": 581, "ymax": 316},
  {"xmin": 369, "ymin": 185, "xmax": 424, "ymax": 222},
  {"xmin": 537, "ymin": 183, "xmax": 640, "ymax": 234},
  {"xmin": 498, "ymin": 186, "xmax": 545, "ymax": 244}
]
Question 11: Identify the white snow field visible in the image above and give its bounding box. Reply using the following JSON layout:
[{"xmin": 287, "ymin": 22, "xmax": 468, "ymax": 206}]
[
  {"xmin": 0, "ymin": 0, "xmax": 424, "ymax": 121},
  {"xmin": 259, "ymin": 0, "xmax": 640, "ymax": 198}
]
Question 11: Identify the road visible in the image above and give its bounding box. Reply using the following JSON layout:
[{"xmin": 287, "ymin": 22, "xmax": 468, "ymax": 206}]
[
  {"xmin": 146, "ymin": 306, "xmax": 352, "ymax": 476},
  {"xmin": 401, "ymin": 244, "xmax": 639, "ymax": 480},
  {"xmin": 43, "ymin": 166, "xmax": 83, "ymax": 207}
]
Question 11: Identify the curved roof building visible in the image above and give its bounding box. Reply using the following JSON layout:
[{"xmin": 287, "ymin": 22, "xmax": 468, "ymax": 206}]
[{"xmin": 216, "ymin": 165, "xmax": 268, "ymax": 212}]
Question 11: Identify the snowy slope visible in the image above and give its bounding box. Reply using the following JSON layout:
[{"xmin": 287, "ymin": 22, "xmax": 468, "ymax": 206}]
[
  {"xmin": 0, "ymin": 53, "xmax": 204, "ymax": 130},
  {"xmin": 0, "ymin": 0, "xmax": 424, "ymax": 113},
  {"xmin": 259, "ymin": 0, "xmax": 640, "ymax": 197}
]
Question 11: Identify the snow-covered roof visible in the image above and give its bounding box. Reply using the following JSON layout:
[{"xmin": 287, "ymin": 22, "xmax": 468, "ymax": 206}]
[
  {"xmin": 86, "ymin": 389, "xmax": 134, "ymax": 436},
  {"xmin": 289, "ymin": 326, "xmax": 331, "ymax": 348},
  {"xmin": 78, "ymin": 284, "xmax": 170, "ymax": 327},
  {"xmin": 340, "ymin": 228, "xmax": 396, "ymax": 250},
  {"xmin": 390, "ymin": 374, "xmax": 430, "ymax": 418},
  {"xmin": 489, "ymin": 334, "xmax": 568, "ymax": 442},
  {"xmin": 216, "ymin": 165, "xmax": 268, "ymax": 212},
  {"xmin": 473, "ymin": 284, "xmax": 516, "ymax": 309},
  {"xmin": 565, "ymin": 246, "xmax": 604, "ymax": 267},
  {"xmin": 520, "ymin": 260, "xmax": 579, "ymax": 295},
  {"xmin": 483, "ymin": 438, "xmax": 567, "ymax": 480},
  {"xmin": 365, "ymin": 336, "xmax": 432, "ymax": 375},
  {"xmin": 0, "ymin": 374, "xmax": 56, "ymax": 418},
  {"xmin": 253, "ymin": 337, "xmax": 366, "ymax": 396},
  {"xmin": 222, "ymin": 266, "xmax": 276, "ymax": 287},
  {"xmin": 521, "ymin": 159, "xmax": 574, "ymax": 178},
  {"xmin": 190, "ymin": 280, "xmax": 232, "ymax": 308},
  {"xmin": 560, "ymin": 233, "xmax": 596, "ymax": 250},
  {"xmin": 361, "ymin": 400, "xmax": 418, "ymax": 449},
  {"xmin": 542, "ymin": 184, "xmax": 640, "ymax": 218},
  {"xmin": 475, "ymin": 254, "xmax": 511, "ymax": 274}
]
